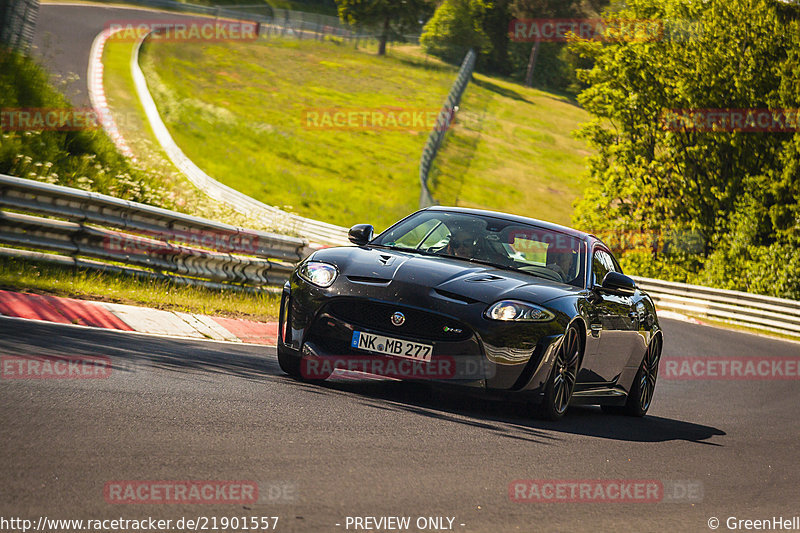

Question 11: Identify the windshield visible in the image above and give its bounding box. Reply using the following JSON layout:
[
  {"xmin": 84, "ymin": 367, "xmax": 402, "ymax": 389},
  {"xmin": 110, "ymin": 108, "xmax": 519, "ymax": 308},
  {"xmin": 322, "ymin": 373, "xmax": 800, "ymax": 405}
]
[{"xmin": 373, "ymin": 211, "xmax": 586, "ymax": 287}]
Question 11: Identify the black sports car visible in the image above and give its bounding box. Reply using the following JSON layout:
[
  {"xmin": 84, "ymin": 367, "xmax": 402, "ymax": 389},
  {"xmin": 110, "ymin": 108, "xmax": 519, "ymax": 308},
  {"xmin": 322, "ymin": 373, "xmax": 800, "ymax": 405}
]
[{"xmin": 277, "ymin": 207, "xmax": 662, "ymax": 420}]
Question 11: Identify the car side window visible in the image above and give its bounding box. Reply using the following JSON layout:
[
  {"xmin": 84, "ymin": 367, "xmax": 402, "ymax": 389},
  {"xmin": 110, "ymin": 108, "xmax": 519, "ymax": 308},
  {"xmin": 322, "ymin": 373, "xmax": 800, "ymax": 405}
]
[{"xmin": 592, "ymin": 249, "xmax": 616, "ymax": 287}]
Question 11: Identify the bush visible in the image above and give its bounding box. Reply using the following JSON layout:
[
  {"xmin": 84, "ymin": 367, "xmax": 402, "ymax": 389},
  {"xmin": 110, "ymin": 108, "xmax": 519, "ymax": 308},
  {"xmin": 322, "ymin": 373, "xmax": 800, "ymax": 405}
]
[
  {"xmin": 0, "ymin": 48, "xmax": 172, "ymax": 207},
  {"xmin": 420, "ymin": 0, "xmax": 490, "ymax": 65}
]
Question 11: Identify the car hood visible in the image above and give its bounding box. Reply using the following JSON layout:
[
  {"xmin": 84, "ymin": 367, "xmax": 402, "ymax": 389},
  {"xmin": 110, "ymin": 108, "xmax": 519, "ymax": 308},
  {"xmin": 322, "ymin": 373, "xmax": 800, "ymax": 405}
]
[{"xmin": 307, "ymin": 246, "xmax": 582, "ymax": 305}]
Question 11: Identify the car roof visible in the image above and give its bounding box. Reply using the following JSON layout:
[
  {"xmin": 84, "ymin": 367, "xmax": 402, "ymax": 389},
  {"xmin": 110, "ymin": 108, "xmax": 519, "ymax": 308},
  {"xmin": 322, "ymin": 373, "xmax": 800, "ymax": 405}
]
[{"xmin": 423, "ymin": 206, "xmax": 597, "ymax": 242}]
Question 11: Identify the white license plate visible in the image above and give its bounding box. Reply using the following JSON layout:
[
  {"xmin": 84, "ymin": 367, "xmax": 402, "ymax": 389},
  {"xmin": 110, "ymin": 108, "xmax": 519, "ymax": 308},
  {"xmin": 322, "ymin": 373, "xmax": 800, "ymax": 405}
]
[{"xmin": 351, "ymin": 331, "xmax": 433, "ymax": 362}]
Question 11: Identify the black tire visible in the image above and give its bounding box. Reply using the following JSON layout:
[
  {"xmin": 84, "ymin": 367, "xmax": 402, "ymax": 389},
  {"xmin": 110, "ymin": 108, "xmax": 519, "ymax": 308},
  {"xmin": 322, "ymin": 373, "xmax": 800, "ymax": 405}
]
[
  {"xmin": 538, "ymin": 324, "xmax": 582, "ymax": 421},
  {"xmin": 277, "ymin": 347, "xmax": 333, "ymax": 382},
  {"xmin": 277, "ymin": 346, "xmax": 302, "ymax": 379},
  {"xmin": 606, "ymin": 335, "xmax": 662, "ymax": 417}
]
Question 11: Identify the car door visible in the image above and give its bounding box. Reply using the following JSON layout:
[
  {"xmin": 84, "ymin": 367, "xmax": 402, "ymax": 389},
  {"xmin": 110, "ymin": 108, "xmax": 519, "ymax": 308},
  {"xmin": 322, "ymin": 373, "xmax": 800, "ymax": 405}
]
[{"xmin": 578, "ymin": 247, "xmax": 638, "ymax": 385}]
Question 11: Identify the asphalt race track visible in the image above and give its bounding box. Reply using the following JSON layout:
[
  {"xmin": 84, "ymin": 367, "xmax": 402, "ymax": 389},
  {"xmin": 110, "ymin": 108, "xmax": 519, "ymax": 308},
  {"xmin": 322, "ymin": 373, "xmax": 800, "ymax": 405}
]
[
  {"xmin": 1, "ymin": 316, "xmax": 799, "ymax": 532},
  {"xmin": 33, "ymin": 3, "xmax": 207, "ymax": 105}
]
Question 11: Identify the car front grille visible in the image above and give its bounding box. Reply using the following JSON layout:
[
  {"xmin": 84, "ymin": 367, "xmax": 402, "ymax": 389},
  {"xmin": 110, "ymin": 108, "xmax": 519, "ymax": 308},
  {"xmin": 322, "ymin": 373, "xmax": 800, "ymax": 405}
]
[{"xmin": 326, "ymin": 299, "xmax": 472, "ymax": 341}]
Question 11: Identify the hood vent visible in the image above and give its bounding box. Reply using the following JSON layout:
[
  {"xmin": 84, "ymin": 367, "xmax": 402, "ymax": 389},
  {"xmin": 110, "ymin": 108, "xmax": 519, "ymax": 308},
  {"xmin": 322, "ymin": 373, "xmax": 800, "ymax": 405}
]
[
  {"xmin": 433, "ymin": 288, "xmax": 479, "ymax": 305},
  {"xmin": 347, "ymin": 275, "xmax": 391, "ymax": 285},
  {"xmin": 467, "ymin": 274, "xmax": 504, "ymax": 282}
]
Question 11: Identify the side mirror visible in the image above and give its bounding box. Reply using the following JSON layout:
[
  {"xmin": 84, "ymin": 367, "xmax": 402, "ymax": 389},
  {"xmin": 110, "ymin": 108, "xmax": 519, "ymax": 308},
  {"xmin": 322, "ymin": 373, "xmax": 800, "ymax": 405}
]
[
  {"xmin": 598, "ymin": 271, "xmax": 636, "ymax": 296},
  {"xmin": 348, "ymin": 224, "xmax": 374, "ymax": 245}
]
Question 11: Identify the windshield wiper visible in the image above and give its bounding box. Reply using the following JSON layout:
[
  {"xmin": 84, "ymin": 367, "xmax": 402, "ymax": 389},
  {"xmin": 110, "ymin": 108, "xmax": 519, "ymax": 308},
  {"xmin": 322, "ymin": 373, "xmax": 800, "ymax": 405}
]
[
  {"xmin": 435, "ymin": 253, "xmax": 519, "ymax": 273},
  {"xmin": 437, "ymin": 255, "xmax": 558, "ymax": 282},
  {"xmin": 375, "ymin": 245, "xmax": 530, "ymax": 272},
  {"xmin": 371, "ymin": 244, "xmax": 437, "ymax": 256}
]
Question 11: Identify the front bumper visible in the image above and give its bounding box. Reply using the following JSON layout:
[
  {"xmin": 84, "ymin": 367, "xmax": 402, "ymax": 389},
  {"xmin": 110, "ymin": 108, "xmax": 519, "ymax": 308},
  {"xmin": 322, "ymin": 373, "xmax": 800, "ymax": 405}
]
[{"xmin": 278, "ymin": 278, "xmax": 566, "ymax": 396}]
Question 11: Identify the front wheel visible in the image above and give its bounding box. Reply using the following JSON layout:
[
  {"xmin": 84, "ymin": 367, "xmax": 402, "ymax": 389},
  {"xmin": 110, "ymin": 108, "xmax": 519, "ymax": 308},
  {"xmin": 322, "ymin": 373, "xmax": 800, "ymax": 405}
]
[
  {"xmin": 277, "ymin": 347, "xmax": 333, "ymax": 382},
  {"xmin": 538, "ymin": 324, "xmax": 582, "ymax": 421},
  {"xmin": 277, "ymin": 346, "xmax": 302, "ymax": 379}
]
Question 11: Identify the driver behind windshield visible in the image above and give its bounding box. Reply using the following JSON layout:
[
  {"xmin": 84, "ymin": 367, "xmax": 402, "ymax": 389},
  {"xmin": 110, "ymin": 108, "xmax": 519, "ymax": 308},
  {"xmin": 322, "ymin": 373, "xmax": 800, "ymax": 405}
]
[
  {"xmin": 445, "ymin": 228, "xmax": 478, "ymax": 258},
  {"xmin": 546, "ymin": 248, "xmax": 576, "ymax": 282}
]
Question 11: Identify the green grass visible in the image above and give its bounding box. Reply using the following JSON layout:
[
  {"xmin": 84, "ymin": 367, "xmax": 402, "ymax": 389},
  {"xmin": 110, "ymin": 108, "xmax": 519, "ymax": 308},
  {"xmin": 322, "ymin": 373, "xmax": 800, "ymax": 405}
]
[
  {"xmin": 140, "ymin": 37, "xmax": 457, "ymax": 231},
  {"xmin": 0, "ymin": 39, "xmax": 285, "ymax": 319},
  {"xmin": 102, "ymin": 37, "xmax": 300, "ymax": 233},
  {"xmin": 140, "ymin": 37, "xmax": 592, "ymax": 230},
  {"xmin": 102, "ymin": 37, "xmax": 216, "ymax": 212},
  {"xmin": 428, "ymin": 72, "xmax": 592, "ymax": 225},
  {"xmin": 0, "ymin": 256, "xmax": 280, "ymax": 321}
]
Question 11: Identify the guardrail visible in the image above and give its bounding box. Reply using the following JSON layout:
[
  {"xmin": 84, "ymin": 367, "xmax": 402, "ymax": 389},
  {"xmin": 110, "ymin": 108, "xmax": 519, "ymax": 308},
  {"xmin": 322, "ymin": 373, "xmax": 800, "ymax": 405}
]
[
  {"xmin": 633, "ymin": 276, "xmax": 800, "ymax": 338},
  {"xmin": 0, "ymin": 0, "xmax": 39, "ymax": 51},
  {"xmin": 419, "ymin": 48, "xmax": 476, "ymax": 208},
  {"xmin": 0, "ymin": 174, "xmax": 313, "ymax": 289}
]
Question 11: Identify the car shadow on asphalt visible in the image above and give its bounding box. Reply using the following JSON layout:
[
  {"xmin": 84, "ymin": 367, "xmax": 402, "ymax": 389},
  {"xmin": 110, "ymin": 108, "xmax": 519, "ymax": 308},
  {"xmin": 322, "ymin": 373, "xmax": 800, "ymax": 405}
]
[
  {"xmin": 0, "ymin": 319, "xmax": 280, "ymax": 382},
  {"xmin": 105, "ymin": 336, "xmax": 725, "ymax": 446},
  {"xmin": 308, "ymin": 377, "xmax": 726, "ymax": 446}
]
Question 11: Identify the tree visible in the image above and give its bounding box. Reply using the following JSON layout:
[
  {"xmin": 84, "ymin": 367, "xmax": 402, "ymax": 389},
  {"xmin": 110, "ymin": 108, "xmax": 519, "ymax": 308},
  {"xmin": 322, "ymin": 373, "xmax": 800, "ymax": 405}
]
[
  {"xmin": 570, "ymin": 0, "xmax": 800, "ymax": 298},
  {"xmin": 480, "ymin": 0, "xmax": 513, "ymax": 74},
  {"xmin": 509, "ymin": 0, "xmax": 609, "ymax": 88},
  {"xmin": 420, "ymin": 0, "xmax": 491, "ymax": 64},
  {"xmin": 337, "ymin": 0, "xmax": 433, "ymax": 56}
]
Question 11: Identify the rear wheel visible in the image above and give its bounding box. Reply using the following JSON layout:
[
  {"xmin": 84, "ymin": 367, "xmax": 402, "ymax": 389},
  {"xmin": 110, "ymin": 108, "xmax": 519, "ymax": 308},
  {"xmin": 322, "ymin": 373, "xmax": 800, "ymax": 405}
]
[
  {"xmin": 538, "ymin": 324, "xmax": 582, "ymax": 421},
  {"xmin": 604, "ymin": 335, "xmax": 662, "ymax": 417}
]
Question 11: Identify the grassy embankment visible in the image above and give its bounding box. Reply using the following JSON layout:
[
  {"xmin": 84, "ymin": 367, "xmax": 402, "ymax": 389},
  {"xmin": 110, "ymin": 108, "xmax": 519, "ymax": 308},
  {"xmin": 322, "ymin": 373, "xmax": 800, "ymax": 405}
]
[{"xmin": 140, "ymin": 36, "xmax": 591, "ymax": 231}]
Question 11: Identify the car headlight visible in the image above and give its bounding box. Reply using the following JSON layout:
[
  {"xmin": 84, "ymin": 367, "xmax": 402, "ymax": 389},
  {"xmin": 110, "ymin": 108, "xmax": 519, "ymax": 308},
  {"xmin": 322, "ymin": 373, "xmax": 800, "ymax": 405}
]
[
  {"xmin": 484, "ymin": 300, "xmax": 554, "ymax": 322},
  {"xmin": 298, "ymin": 261, "xmax": 338, "ymax": 288}
]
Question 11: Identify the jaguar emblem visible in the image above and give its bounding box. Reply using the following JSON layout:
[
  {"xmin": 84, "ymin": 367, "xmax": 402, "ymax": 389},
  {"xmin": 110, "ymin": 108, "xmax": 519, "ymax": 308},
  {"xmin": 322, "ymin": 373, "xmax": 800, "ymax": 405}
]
[{"xmin": 391, "ymin": 312, "xmax": 405, "ymax": 326}]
